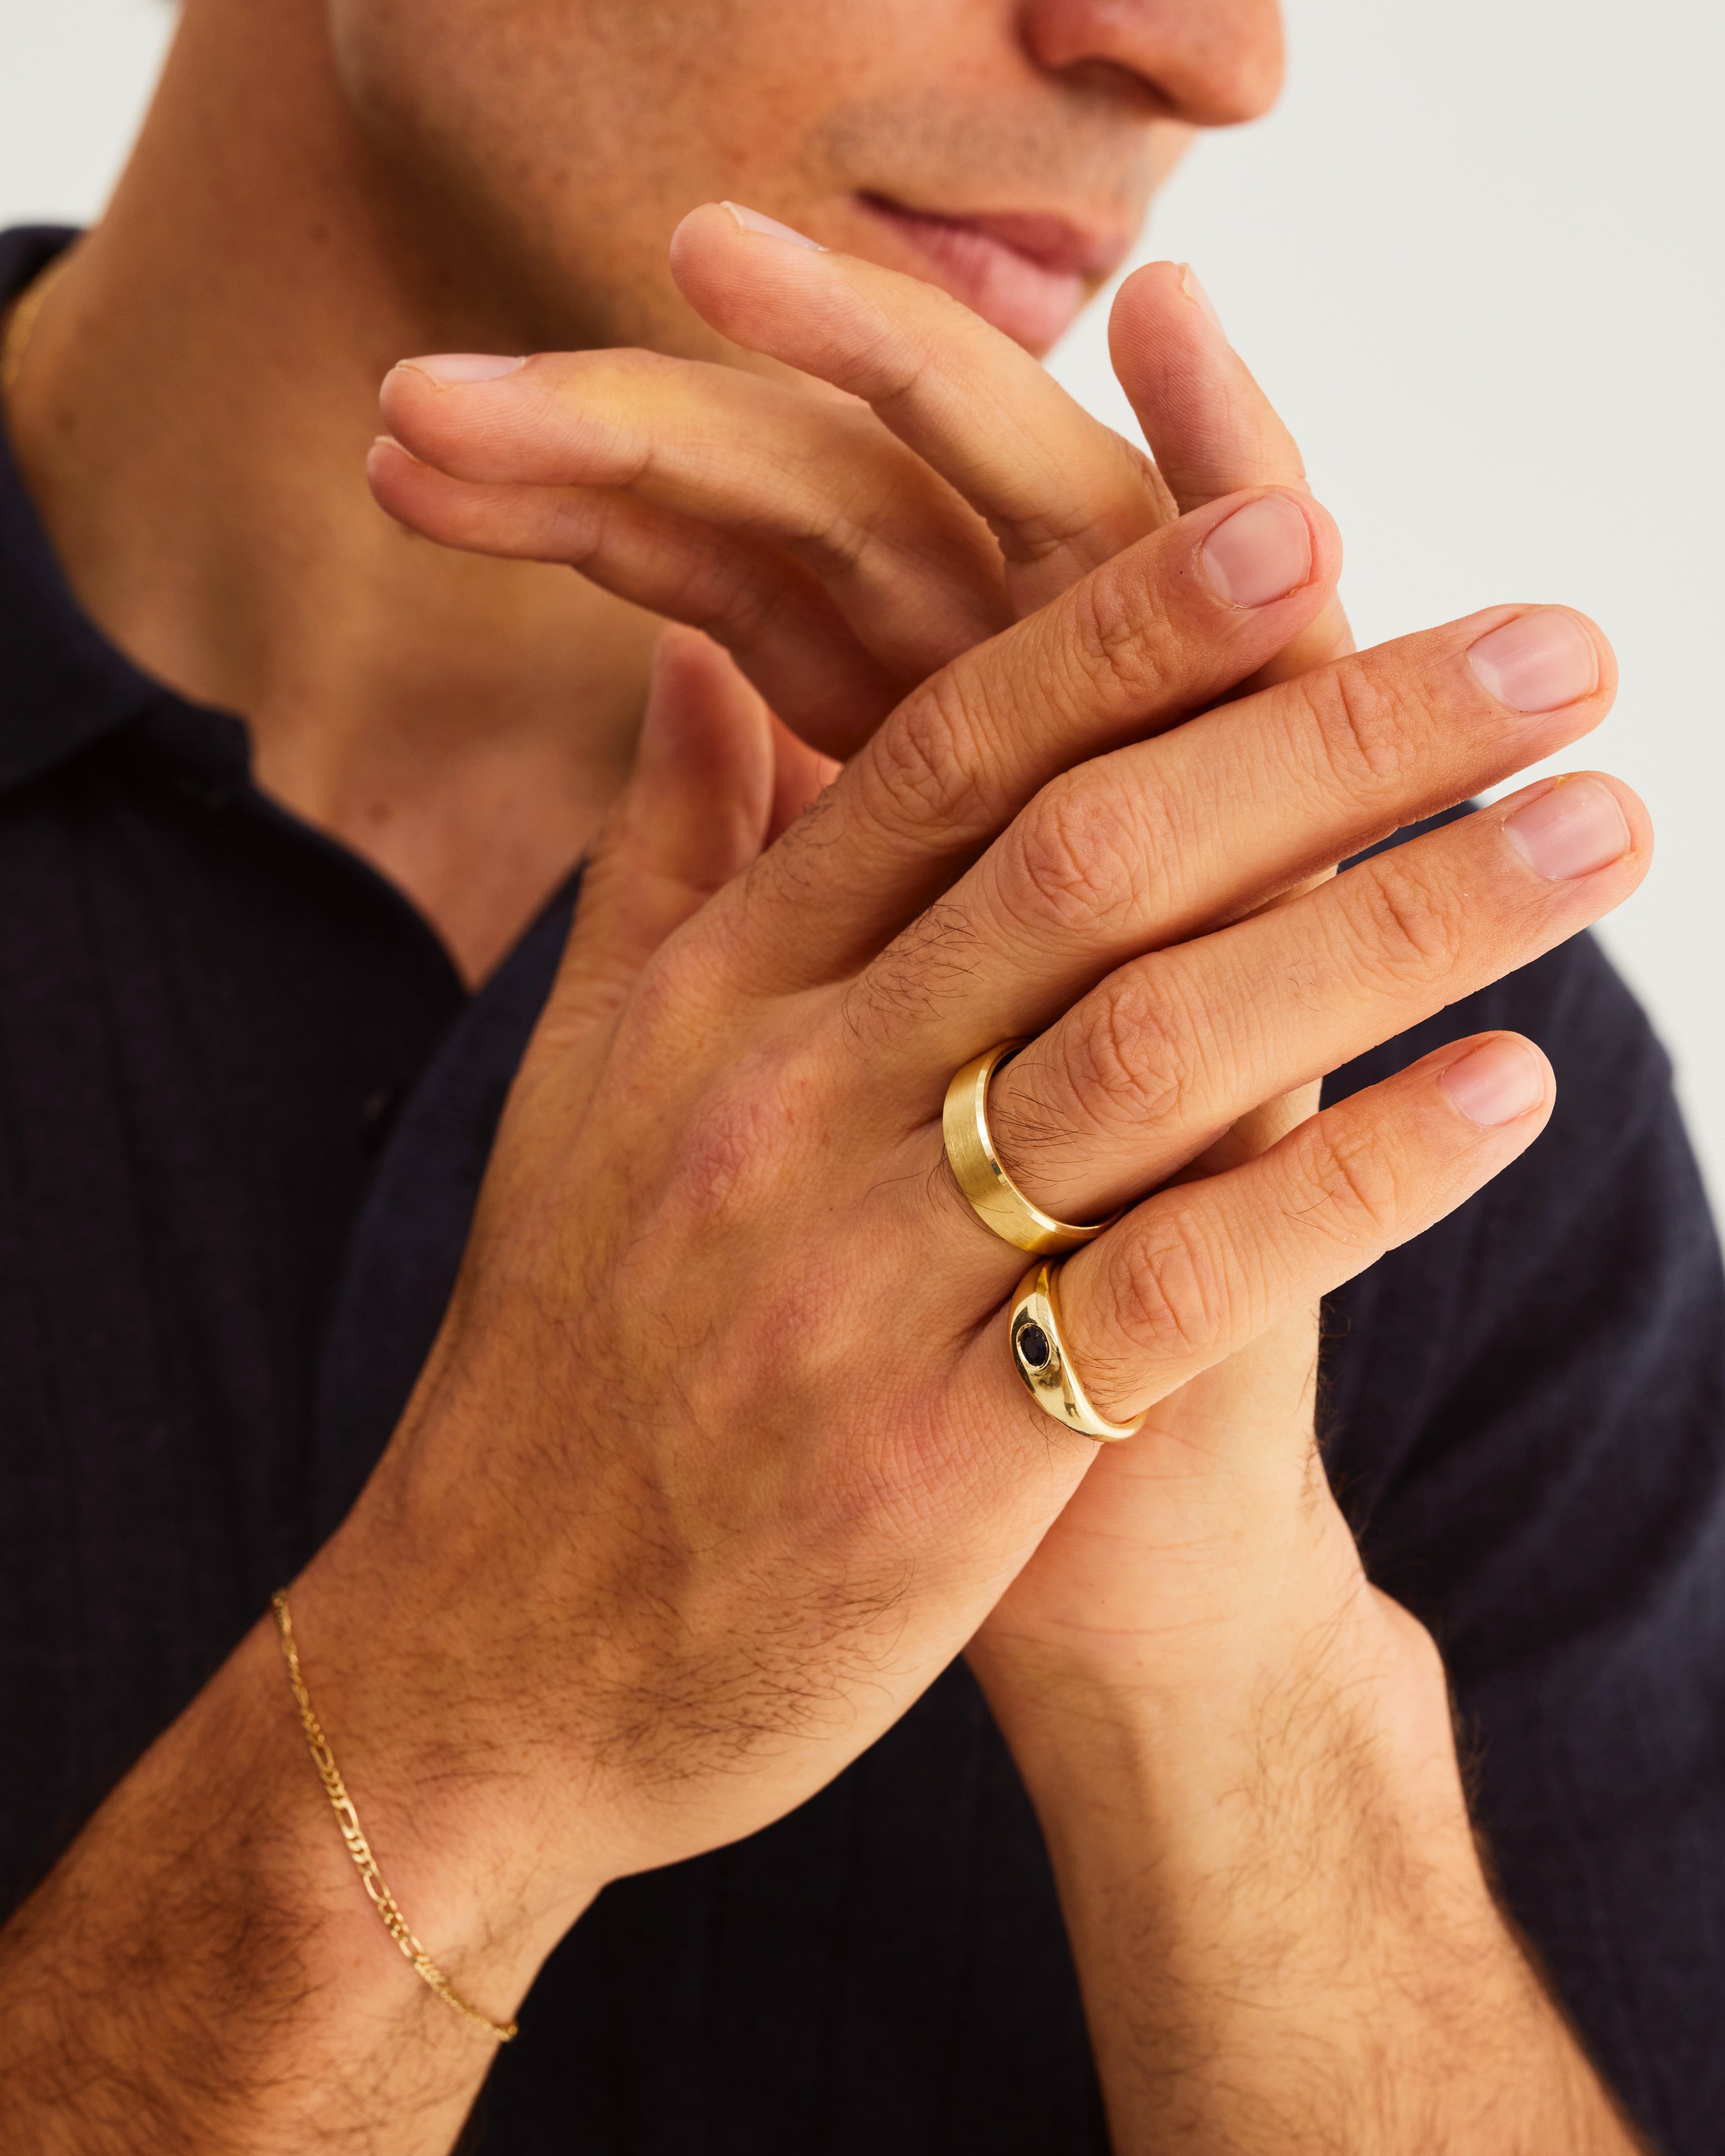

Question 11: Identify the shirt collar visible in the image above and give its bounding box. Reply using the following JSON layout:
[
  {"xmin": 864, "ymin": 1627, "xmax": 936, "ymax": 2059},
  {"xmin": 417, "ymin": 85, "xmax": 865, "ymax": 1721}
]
[{"xmin": 0, "ymin": 226, "xmax": 193, "ymax": 793}]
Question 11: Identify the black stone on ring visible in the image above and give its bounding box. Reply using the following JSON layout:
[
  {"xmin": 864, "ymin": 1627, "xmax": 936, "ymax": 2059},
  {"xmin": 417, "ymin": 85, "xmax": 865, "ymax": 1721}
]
[{"xmin": 1016, "ymin": 1321, "xmax": 1052, "ymax": 1370}]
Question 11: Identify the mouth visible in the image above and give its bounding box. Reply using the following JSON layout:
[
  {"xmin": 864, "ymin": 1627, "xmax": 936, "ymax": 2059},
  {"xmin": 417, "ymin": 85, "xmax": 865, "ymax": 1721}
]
[{"xmin": 851, "ymin": 193, "xmax": 1131, "ymax": 351}]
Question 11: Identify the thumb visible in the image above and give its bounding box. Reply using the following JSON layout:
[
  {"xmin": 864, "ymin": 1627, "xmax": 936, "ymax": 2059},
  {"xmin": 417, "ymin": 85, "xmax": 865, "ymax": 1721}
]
[
  {"xmin": 538, "ymin": 623, "xmax": 777, "ymax": 1053},
  {"xmin": 1109, "ymin": 261, "xmax": 1354, "ymax": 683}
]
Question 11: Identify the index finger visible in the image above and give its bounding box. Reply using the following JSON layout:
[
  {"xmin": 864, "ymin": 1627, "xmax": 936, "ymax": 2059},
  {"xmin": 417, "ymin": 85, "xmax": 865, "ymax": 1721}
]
[{"xmin": 726, "ymin": 483, "xmax": 1340, "ymax": 991}]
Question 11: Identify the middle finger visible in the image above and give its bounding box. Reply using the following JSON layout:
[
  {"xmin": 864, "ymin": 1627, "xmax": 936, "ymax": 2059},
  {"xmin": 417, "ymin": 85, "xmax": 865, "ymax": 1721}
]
[
  {"xmin": 670, "ymin": 202, "xmax": 1176, "ymax": 614},
  {"xmin": 850, "ymin": 605, "xmax": 1618, "ymax": 1069}
]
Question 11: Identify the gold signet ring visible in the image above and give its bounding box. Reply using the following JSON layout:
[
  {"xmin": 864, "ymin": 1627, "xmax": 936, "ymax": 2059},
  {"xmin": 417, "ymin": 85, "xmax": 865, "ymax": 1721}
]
[
  {"xmin": 1009, "ymin": 1258, "xmax": 1144, "ymax": 1443},
  {"xmin": 943, "ymin": 1041, "xmax": 1119, "ymax": 1256}
]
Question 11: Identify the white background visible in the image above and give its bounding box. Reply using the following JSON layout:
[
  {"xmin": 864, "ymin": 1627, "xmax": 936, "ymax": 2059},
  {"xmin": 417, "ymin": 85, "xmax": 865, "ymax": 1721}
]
[{"xmin": 4, "ymin": 0, "xmax": 1723, "ymax": 1201}]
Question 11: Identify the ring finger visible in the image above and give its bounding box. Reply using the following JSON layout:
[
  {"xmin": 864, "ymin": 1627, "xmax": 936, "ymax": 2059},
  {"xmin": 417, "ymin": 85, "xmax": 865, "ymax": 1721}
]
[{"xmin": 939, "ymin": 769, "xmax": 1647, "ymax": 1256}]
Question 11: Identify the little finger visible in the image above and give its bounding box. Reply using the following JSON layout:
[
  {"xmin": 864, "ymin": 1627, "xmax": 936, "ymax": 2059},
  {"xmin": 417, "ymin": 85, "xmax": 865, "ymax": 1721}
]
[
  {"xmin": 1109, "ymin": 261, "xmax": 1353, "ymax": 682},
  {"xmin": 995, "ymin": 1031, "xmax": 1555, "ymax": 1435},
  {"xmin": 368, "ymin": 437, "xmax": 902, "ymax": 751}
]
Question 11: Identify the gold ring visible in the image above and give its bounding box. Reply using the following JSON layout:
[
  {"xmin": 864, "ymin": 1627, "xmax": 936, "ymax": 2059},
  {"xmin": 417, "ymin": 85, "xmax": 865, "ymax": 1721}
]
[
  {"xmin": 1008, "ymin": 1258, "xmax": 1143, "ymax": 1443},
  {"xmin": 943, "ymin": 1041, "xmax": 1119, "ymax": 1256}
]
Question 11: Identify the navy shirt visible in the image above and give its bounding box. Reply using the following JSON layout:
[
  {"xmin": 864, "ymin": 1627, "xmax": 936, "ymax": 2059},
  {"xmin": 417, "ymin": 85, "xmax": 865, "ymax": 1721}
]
[{"xmin": 2, "ymin": 225, "xmax": 1722, "ymax": 2154}]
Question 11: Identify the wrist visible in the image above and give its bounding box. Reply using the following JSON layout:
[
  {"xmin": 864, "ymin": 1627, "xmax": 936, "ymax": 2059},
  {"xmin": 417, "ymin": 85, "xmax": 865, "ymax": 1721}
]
[
  {"xmin": 278, "ymin": 1526, "xmax": 616, "ymax": 1970},
  {"xmin": 0, "ymin": 1610, "xmax": 553, "ymax": 2149},
  {"xmin": 974, "ymin": 1576, "xmax": 1483, "ymax": 1910},
  {"xmin": 976, "ymin": 1585, "xmax": 1635, "ymax": 2153}
]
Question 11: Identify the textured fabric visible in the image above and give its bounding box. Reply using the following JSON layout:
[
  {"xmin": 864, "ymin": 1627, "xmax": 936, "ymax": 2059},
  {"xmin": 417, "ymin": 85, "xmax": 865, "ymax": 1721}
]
[
  {"xmin": 3, "ymin": 226, "xmax": 1723, "ymax": 2153},
  {"xmin": 0, "ymin": 237, "xmax": 471, "ymax": 1914}
]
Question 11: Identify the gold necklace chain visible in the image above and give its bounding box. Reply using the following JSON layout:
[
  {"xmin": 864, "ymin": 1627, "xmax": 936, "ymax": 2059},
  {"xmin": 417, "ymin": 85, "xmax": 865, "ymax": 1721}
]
[{"xmin": 1, "ymin": 252, "xmax": 73, "ymax": 397}]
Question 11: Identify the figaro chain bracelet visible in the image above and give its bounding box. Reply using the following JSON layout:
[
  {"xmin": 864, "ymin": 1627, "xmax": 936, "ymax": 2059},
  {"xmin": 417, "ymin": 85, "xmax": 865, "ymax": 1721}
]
[{"xmin": 270, "ymin": 1591, "xmax": 519, "ymax": 2044}]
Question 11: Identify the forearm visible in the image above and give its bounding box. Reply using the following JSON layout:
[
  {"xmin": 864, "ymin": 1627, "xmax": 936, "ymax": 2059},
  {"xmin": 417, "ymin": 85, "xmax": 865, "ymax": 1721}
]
[
  {"xmin": 980, "ymin": 1594, "xmax": 1646, "ymax": 2156},
  {"xmin": 0, "ymin": 1612, "xmax": 569, "ymax": 2155}
]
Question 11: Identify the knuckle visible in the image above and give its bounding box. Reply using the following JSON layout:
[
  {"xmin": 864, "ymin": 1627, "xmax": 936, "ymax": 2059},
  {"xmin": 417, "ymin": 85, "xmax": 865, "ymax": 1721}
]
[
  {"xmin": 997, "ymin": 502, "xmax": 1094, "ymax": 572},
  {"xmin": 1339, "ymin": 857, "xmax": 1466, "ymax": 991},
  {"xmin": 666, "ymin": 1060, "xmax": 799, "ymax": 1231},
  {"xmin": 684, "ymin": 550, "xmax": 794, "ymax": 650},
  {"xmin": 1290, "ymin": 656, "xmax": 1423, "ymax": 804},
  {"xmin": 1064, "ymin": 558, "xmax": 1178, "ymax": 712},
  {"xmin": 650, "ymin": 895, "xmax": 752, "ymax": 1009},
  {"xmin": 992, "ymin": 447, "xmax": 1150, "ymax": 572},
  {"xmin": 1067, "ymin": 973, "xmax": 1196, "ymax": 1137},
  {"xmin": 859, "ymin": 673, "xmax": 993, "ymax": 842},
  {"xmin": 1106, "ymin": 1216, "xmax": 1231, "ymax": 1365},
  {"xmin": 992, "ymin": 440, "xmax": 1164, "ymax": 573},
  {"xmin": 513, "ymin": 371, "xmax": 650, "ymax": 486},
  {"xmin": 1298, "ymin": 1119, "xmax": 1404, "ymax": 1245},
  {"xmin": 855, "ymin": 320, "xmax": 933, "ymax": 410},
  {"xmin": 1000, "ymin": 774, "xmax": 1140, "ymax": 939},
  {"xmin": 542, "ymin": 490, "xmax": 612, "ymax": 569}
]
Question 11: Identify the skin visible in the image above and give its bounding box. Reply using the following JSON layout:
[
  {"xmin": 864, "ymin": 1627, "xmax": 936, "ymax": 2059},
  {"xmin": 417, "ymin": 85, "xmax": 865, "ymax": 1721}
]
[
  {"xmin": 0, "ymin": 1, "xmax": 1654, "ymax": 2150},
  {"xmin": 6, "ymin": 0, "xmax": 1252, "ymax": 983}
]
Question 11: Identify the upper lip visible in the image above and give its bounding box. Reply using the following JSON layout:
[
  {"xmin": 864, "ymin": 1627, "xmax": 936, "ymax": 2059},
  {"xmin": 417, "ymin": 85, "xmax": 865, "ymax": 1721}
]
[{"xmin": 856, "ymin": 194, "xmax": 1132, "ymax": 283}]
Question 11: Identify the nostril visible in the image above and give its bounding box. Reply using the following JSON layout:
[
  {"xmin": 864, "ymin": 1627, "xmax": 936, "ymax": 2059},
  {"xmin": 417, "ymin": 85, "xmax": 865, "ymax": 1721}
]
[{"xmin": 1022, "ymin": 0, "xmax": 1284, "ymax": 127}]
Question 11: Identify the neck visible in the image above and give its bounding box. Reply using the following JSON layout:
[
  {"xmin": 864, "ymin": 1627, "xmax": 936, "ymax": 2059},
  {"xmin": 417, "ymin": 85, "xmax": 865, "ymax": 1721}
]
[{"xmin": 3, "ymin": 0, "xmax": 660, "ymax": 985}]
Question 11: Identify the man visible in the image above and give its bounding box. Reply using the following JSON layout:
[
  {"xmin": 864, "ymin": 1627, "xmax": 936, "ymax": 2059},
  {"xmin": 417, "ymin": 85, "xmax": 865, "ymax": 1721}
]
[{"xmin": 0, "ymin": 0, "xmax": 1715, "ymax": 2149}]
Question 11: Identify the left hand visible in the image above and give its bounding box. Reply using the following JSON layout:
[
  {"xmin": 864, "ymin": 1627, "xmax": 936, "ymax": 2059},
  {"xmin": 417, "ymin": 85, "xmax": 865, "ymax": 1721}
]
[
  {"xmin": 378, "ymin": 212, "xmax": 1359, "ymax": 1719},
  {"xmin": 372, "ymin": 206, "xmax": 1351, "ymax": 759}
]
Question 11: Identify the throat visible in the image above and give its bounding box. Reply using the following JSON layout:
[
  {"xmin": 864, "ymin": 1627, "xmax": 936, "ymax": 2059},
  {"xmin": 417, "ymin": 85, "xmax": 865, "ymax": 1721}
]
[
  {"xmin": 250, "ymin": 691, "xmax": 641, "ymax": 990},
  {"xmin": 0, "ymin": 5, "xmax": 663, "ymax": 992},
  {"xmin": 5, "ymin": 253, "xmax": 660, "ymax": 989}
]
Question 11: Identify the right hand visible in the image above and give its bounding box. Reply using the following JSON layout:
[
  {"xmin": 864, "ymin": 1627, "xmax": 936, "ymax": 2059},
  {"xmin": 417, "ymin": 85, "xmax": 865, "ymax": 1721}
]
[{"xmin": 288, "ymin": 212, "xmax": 1645, "ymax": 2026}]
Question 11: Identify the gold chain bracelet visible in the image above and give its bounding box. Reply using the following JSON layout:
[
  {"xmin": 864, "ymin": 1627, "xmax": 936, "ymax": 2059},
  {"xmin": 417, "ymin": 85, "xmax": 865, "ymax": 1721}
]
[{"xmin": 270, "ymin": 1591, "xmax": 518, "ymax": 2043}]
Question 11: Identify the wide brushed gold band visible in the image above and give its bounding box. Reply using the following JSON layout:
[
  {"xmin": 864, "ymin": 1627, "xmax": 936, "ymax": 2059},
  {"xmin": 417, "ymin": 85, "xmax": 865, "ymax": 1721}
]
[
  {"xmin": 1008, "ymin": 1259, "xmax": 1143, "ymax": 1443},
  {"xmin": 942, "ymin": 1040, "xmax": 1118, "ymax": 1256}
]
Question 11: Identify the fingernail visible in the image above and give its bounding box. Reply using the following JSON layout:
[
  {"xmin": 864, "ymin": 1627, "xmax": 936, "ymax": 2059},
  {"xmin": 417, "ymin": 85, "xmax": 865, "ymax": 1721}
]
[
  {"xmin": 1466, "ymin": 610, "xmax": 1599, "ymax": 713},
  {"xmin": 1440, "ymin": 1038, "xmax": 1546, "ymax": 1128},
  {"xmin": 397, "ymin": 353, "xmax": 526, "ymax": 385},
  {"xmin": 721, "ymin": 202, "xmax": 825, "ymax": 250},
  {"xmin": 1199, "ymin": 493, "xmax": 1313, "ymax": 608},
  {"xmin": 1503, "ymin": 778, "xmax": 1631, "ymax": 881},
  {"xmin": 1179, "ymin": 263, "xmax": 1227, "ymax": 340}
]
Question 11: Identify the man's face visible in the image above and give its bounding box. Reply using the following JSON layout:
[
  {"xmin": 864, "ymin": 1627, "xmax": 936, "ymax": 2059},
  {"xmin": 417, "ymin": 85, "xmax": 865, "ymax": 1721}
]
[{"xmin": 326, "ymin": 0, "xmax": 1283, "ymax": 357}]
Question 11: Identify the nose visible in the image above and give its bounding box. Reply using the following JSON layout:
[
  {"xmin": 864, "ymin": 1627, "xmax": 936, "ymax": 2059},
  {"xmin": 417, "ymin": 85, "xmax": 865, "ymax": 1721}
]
[{"xmin": 1018, "ymin": 0, "xmax": 1285, "ymax": 128}]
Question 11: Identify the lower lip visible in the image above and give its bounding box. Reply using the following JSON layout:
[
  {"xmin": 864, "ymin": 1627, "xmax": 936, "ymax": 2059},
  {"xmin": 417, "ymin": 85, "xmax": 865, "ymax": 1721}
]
[{"xmin": 851, "ymin": 198, "xmax": 1087, "ymax": 353}]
